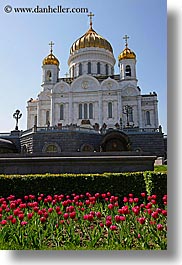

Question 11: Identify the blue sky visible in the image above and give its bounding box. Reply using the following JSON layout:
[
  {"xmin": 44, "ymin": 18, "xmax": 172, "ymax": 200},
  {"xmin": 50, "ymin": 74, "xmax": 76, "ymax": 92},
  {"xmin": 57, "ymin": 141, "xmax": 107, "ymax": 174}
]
[{"xmin": 0, "ymin": 0, "xmax": 167, "ymax": 133}]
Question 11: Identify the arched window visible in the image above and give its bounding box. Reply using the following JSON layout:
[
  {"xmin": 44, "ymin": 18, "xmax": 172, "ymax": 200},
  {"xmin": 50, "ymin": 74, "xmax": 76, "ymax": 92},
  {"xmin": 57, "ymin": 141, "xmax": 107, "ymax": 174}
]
[
  {"xmin": 97, "ymin": 62, "xmax": 100, "ymax": 74},
  {"xmin": 128, "ymin": 108, "xmax": 133, "ymax": 122},
  {"xmin": 42, "ymin": 143, "xmax": 61, "ymax": 153},
  {"xmin": 125, "ymin": 65, "xmax": 131, "ymax": 76},
  {"xmin": 105, "ymin": 64, "xmax": 108, "ymax": 76},
  {"xmin": 146, "ymin": 111, "xmax": 151, "ymax": 125},
  {"xmin": 72, "ymin": 65, "xmax": 75, "ymax": 78},
  {"xmin": 79, "ymin": 63, "xmax": 82, "ymax": 75},
  {"xmin": 45, "ymin": 144, "xmax": 58, "ymax": 153},
  {"xmin": 88, "ymin": 62, "xmax": 91, "ymax": 74},
  {"xmin": 108, "ymin": 102, "xmax": 112, "ymax": 118},
  {"xmin": 46, "ymin": 110, "xmax": 50, "ymax": 125},
  {"xmin": 84, "ymin": 103, "xmax": 88, "ymax": 119},
  {"xmin": 89, "ymin": 103, "xmax": 93, "ymax": 119},
  {"xmin": 46, "ymin": 70, "xmax": 52, "ymax": 81},
  {"xmin": 80, "ymin": 144, "xmax": 94, "ymax": 152},
  {"xmin": 60, "ymin": 104, "xmax": 64, "ymax": 120},
  {"xmin": 79, "ymin": 104, "xmax": 82, "ymax": 119}
]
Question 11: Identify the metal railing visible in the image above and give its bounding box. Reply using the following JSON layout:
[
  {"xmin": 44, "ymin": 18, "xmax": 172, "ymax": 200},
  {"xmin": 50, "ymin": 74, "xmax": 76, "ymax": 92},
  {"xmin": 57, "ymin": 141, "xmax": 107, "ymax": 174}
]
[
  {"xmin": 21, "ymin": 125, "xmax": 100, "ymax": 136},
  {"xmin": 21, "ymin": 124, "xmax": 162, "ymax": 137},
  {"xmin": 0, "ymin": 133, "xmax": 11, "ymax": 137}
]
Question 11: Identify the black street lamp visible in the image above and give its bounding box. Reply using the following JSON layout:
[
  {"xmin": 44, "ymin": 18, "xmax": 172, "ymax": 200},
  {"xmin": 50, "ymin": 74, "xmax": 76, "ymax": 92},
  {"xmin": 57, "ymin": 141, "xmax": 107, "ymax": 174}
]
[{"xmin": 13, "ymin": 109, "xmax": 22, "ymax": 130}]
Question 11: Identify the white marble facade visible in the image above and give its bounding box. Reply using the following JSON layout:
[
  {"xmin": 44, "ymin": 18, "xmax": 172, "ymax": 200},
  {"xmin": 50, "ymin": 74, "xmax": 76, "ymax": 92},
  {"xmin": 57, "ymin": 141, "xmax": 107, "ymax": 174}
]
[{"xmin": 27, "ymin": 22, "xmax": 159, "ymax": 131}]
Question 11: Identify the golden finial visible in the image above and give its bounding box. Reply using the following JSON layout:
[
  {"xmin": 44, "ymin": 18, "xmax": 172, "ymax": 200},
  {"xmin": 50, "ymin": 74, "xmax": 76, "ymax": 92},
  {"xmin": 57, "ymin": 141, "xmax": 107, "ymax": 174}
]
[
  {"xmin": 49, "ymin": 41, "xmax": 54, "ymax": 54},
  {"xmin": 123, "ymin": 35, "xmax": 129, "ymax": 48},
  {"xmin": 88, "ymin": 12, "xmax": 94, "ymax": 28}
]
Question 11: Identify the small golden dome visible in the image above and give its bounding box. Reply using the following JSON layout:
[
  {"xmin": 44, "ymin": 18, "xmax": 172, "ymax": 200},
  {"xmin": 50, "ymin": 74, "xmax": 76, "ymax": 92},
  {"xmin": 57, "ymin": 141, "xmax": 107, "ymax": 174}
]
[
  {"xmin": 43, "ymin": 41, "xmax": 59, "ymax": 66},
  {"xmin": 118, "ymin": 35, "xmax": 136, "ymax": 61},
  {"xmin": 118, "ymin": 47, "xmax": 136, "ymax": 61},
  {"xmin": 70, "ymin": 26, "xmax": 113, "ymax": 54},
  {"xmin": 43, "ymin": 53, "xmax": 59, "ymax": 66}
]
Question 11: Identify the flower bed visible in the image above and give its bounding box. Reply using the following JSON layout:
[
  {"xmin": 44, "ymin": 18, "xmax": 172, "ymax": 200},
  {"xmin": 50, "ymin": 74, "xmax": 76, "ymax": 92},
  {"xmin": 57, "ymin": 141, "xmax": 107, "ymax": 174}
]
[{"xmin": 0, "ymin": 192, "xmax": 167, "ymax": 250}]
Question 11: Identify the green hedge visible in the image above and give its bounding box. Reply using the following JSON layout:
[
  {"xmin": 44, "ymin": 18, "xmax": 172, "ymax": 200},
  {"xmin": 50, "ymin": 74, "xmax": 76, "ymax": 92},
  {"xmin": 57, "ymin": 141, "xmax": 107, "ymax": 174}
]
[{"xmin": 0, "ymin": 172, "xmax": 167, "ymax": 204}]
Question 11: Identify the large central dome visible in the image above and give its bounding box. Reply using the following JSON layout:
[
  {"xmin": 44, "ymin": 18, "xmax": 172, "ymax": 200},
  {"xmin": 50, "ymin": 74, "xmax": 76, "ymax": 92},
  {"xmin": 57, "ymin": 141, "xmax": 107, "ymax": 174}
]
[
  {"xmin": 70, "ymin": 25, "xmax": 113, "ymax": 54},
  {"xmin": 68, "ymin": 13, "xmax": 116, "ymax": 78}
]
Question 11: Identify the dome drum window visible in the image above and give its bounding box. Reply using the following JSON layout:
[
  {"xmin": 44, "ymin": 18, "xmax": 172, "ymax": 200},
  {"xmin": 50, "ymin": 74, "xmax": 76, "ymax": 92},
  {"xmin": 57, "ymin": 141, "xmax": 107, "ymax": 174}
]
[{"xmin": 88, "ymin": 62, "xmax": 91, "ymax": 74}]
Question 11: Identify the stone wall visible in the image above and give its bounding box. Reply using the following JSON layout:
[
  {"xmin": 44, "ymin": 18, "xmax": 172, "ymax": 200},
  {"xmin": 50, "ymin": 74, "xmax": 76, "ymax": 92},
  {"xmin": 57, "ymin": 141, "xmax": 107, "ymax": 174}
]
[
  {"xmin": 128, "ymin": 132, "xmax": 165, "ymax": 157},
  {"xmin": 3, "ymin": 129, "xmax": 165, "ymax": 158},
  {"xmin": 0, "ymin": 152, "xmax": 156, "ymax": 174},
  {"xmin": 20, "ymin": 130, "xmax": 102, "ymax": 153}
]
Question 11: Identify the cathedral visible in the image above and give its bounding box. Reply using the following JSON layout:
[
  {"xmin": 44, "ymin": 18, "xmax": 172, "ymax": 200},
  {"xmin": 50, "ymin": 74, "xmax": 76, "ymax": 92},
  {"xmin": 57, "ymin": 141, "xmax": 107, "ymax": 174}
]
[
  {"xmin": 27, "ymin": 13, "xmax": 159, "ymax": 132},
  {"xmin": 0, "ymin": 13, "xmax": 165, "ymax": 161}
]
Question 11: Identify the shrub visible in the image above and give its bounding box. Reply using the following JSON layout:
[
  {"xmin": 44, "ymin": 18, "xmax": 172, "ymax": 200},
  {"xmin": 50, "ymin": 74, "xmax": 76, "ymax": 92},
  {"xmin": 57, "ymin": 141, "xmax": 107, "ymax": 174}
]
[{"xmin": 0, "ymin": 172, "xmax": 167, "ymax": 205}]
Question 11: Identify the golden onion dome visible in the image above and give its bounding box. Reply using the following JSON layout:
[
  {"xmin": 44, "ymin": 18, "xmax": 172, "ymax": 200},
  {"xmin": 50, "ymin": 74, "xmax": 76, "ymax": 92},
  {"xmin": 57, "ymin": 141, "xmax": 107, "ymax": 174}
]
[
  {"xmin": 43, "ymin": 53, "xmax": 59, "ymax": 66},
  {"xmin": 118, "ymin": 47, "xmax": 136, "ymax": 60},
  {"xmin": 42, "ymin": 41, "xmax": 59, "ymax": 66},
  {"xmin": 70, "ymin": 25, "xmax": 113, "ymax": 54},
  {"xmin": 118, "ymin": 35, "xmax": 136, "ymax": 61}
]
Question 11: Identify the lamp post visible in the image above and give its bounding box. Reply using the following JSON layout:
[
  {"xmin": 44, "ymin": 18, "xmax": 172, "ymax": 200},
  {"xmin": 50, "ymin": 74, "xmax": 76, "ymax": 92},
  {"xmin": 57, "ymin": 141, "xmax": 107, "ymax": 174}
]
[
  {"xmin": 122, "ymin": 105, "xmax": 132, "ymax": 127},
  {"xmin": 13, "ymin": 109, "xmax": 22, "ymax": 130}
]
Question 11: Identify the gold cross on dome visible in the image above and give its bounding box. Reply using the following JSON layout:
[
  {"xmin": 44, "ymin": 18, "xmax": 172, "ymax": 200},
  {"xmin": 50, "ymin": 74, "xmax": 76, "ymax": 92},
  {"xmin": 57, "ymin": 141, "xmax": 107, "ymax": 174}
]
[
  {"xmin": 88, "ymin": 12, "xmax": 94, "ymax": 27},
  {"xmin": 123, "ymin": 35, "xmax": 129, "ymax": 47},
  {"xmin": 49, "ymin": 41, "xmax": 54, "ymax": 53}
]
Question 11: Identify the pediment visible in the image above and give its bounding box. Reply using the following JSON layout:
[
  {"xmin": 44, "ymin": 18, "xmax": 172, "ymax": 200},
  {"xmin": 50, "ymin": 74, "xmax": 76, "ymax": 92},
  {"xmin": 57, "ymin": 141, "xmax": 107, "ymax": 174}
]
[
  {"xmin": 101, "ymin": 77, "xmax": 119, "ymax": 90},
  {"xmin": 52, "ymin": 81, "xmax": 70, "ymax": 93},
  {"xmin": 121, "ymin": 85, "xmax": 139, "ymax": 96},
  {"xmin": 71, "ymin": 74, "xmax": 100, "ymax": 91}
]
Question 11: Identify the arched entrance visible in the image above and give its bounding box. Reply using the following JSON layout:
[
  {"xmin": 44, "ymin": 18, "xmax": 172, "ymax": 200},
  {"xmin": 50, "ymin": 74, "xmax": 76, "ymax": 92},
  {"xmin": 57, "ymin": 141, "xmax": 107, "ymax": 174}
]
[{"xmin": 101, "ymin": 130, "xmax": 131, "ymax": 152}]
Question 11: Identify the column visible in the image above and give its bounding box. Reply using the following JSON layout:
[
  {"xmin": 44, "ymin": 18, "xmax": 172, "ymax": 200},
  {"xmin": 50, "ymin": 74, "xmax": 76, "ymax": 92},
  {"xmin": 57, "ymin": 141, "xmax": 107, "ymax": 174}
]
[
  {"xmin": 117, "ymin": 91, "xmax": 122, "ymax": 122},
  {"xmin": 68, "ymin": 92, "xmax": 73, "ymax": 124},
  {"xmin": 50, "ymin": 94, "xmax": 55, "ymax": 126},
  {"xmin": 37, "ymin": 100, "xmax": 41, "ymax": 127},
  {"xmin": 154, "ymin": 100, "xmax": 159, "ymax": 129},
  {"xmin": 98, "ymin": 91, "xmax": 103, "ymax": 126},
  {"xmin": 137, "ymin": 96, "xmax": 142, "ymax": 128}
]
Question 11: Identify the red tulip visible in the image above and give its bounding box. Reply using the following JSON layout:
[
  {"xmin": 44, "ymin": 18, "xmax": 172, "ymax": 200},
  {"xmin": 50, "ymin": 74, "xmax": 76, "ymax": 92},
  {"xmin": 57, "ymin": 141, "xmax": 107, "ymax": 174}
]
[
  {"xmin": 120, "ymin": 216, "xmax": 126, "ymax": 221},
  {"xmin": 110, "ymin": 225, "xmax": 117, "ymax": 231},
  {"xmin": 11, "ymin": 218, "xmax": 16, "ymax": 224},
  {"xmin": 100, "ymin": 222, "xmax": 104, "ymax": 227},
  {"xmin": 63, "ymin": 213, "xmax": 69, "ymax": 220},
  {"xmin": 40, "ymin": 217, "xmax": 46, "ymax": 223},
  {"xmin": 138, "ymin": 217, "xmax": 145, "ymax": 225},
  {"xmin": 151, "ymin": 211, "xmax": 159, "ymax": 219},
  {"xmin": 87, "ymin": 214, "xmax": 94, "ymax": 222},
  {"xmin": 157, "ymin": 224, "xmax": 163, "ymax": 231},
  {"xmin": 27, "ymin": 213, "xmax": 34, "ymax": 219},
  {"xmin": 70, "ymin": 211, "xmax": 76, "ymax": 219},
  {"xmin": 114, "ymin": 215, "xmax": 120, "ymax": 223},
  {"xmin": 123, "ymin": 197, "xmax": 128, "ymax": 203},
  {"xmin": 108, "ymin": 204, "xmax": 114, "ymax": 210},
  {"xmin": 18, "ymin": 213, "xmax": 24, "ymax": 221},
  {"xmin": 162, "ymin": 210, "xmax": 167, "ymax": 216},
  {"xmin": 1, "ymin": 220, "xmax": 7, "ymax": 225},
  {"xmin": 21, "ymin": 221, "xmax": 28, "ymax": 226},
  {"xmin": 96, "ymin": 212, "xmax": 101, "ymax": 219},
  {"xmin": 106, "ymin": 220, "xmax": 112, "ymax": 227},
  {"xmin": 48, "ymin": 208, "xmax": 53, "ymax": 213}
]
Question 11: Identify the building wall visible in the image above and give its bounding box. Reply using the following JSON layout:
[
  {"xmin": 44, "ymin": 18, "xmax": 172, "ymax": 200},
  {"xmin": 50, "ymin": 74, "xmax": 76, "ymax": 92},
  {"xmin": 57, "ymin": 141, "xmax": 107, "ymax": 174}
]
[{"xmin": 20, "ymin": 129, "xmax": 165, "ymax": 157}]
